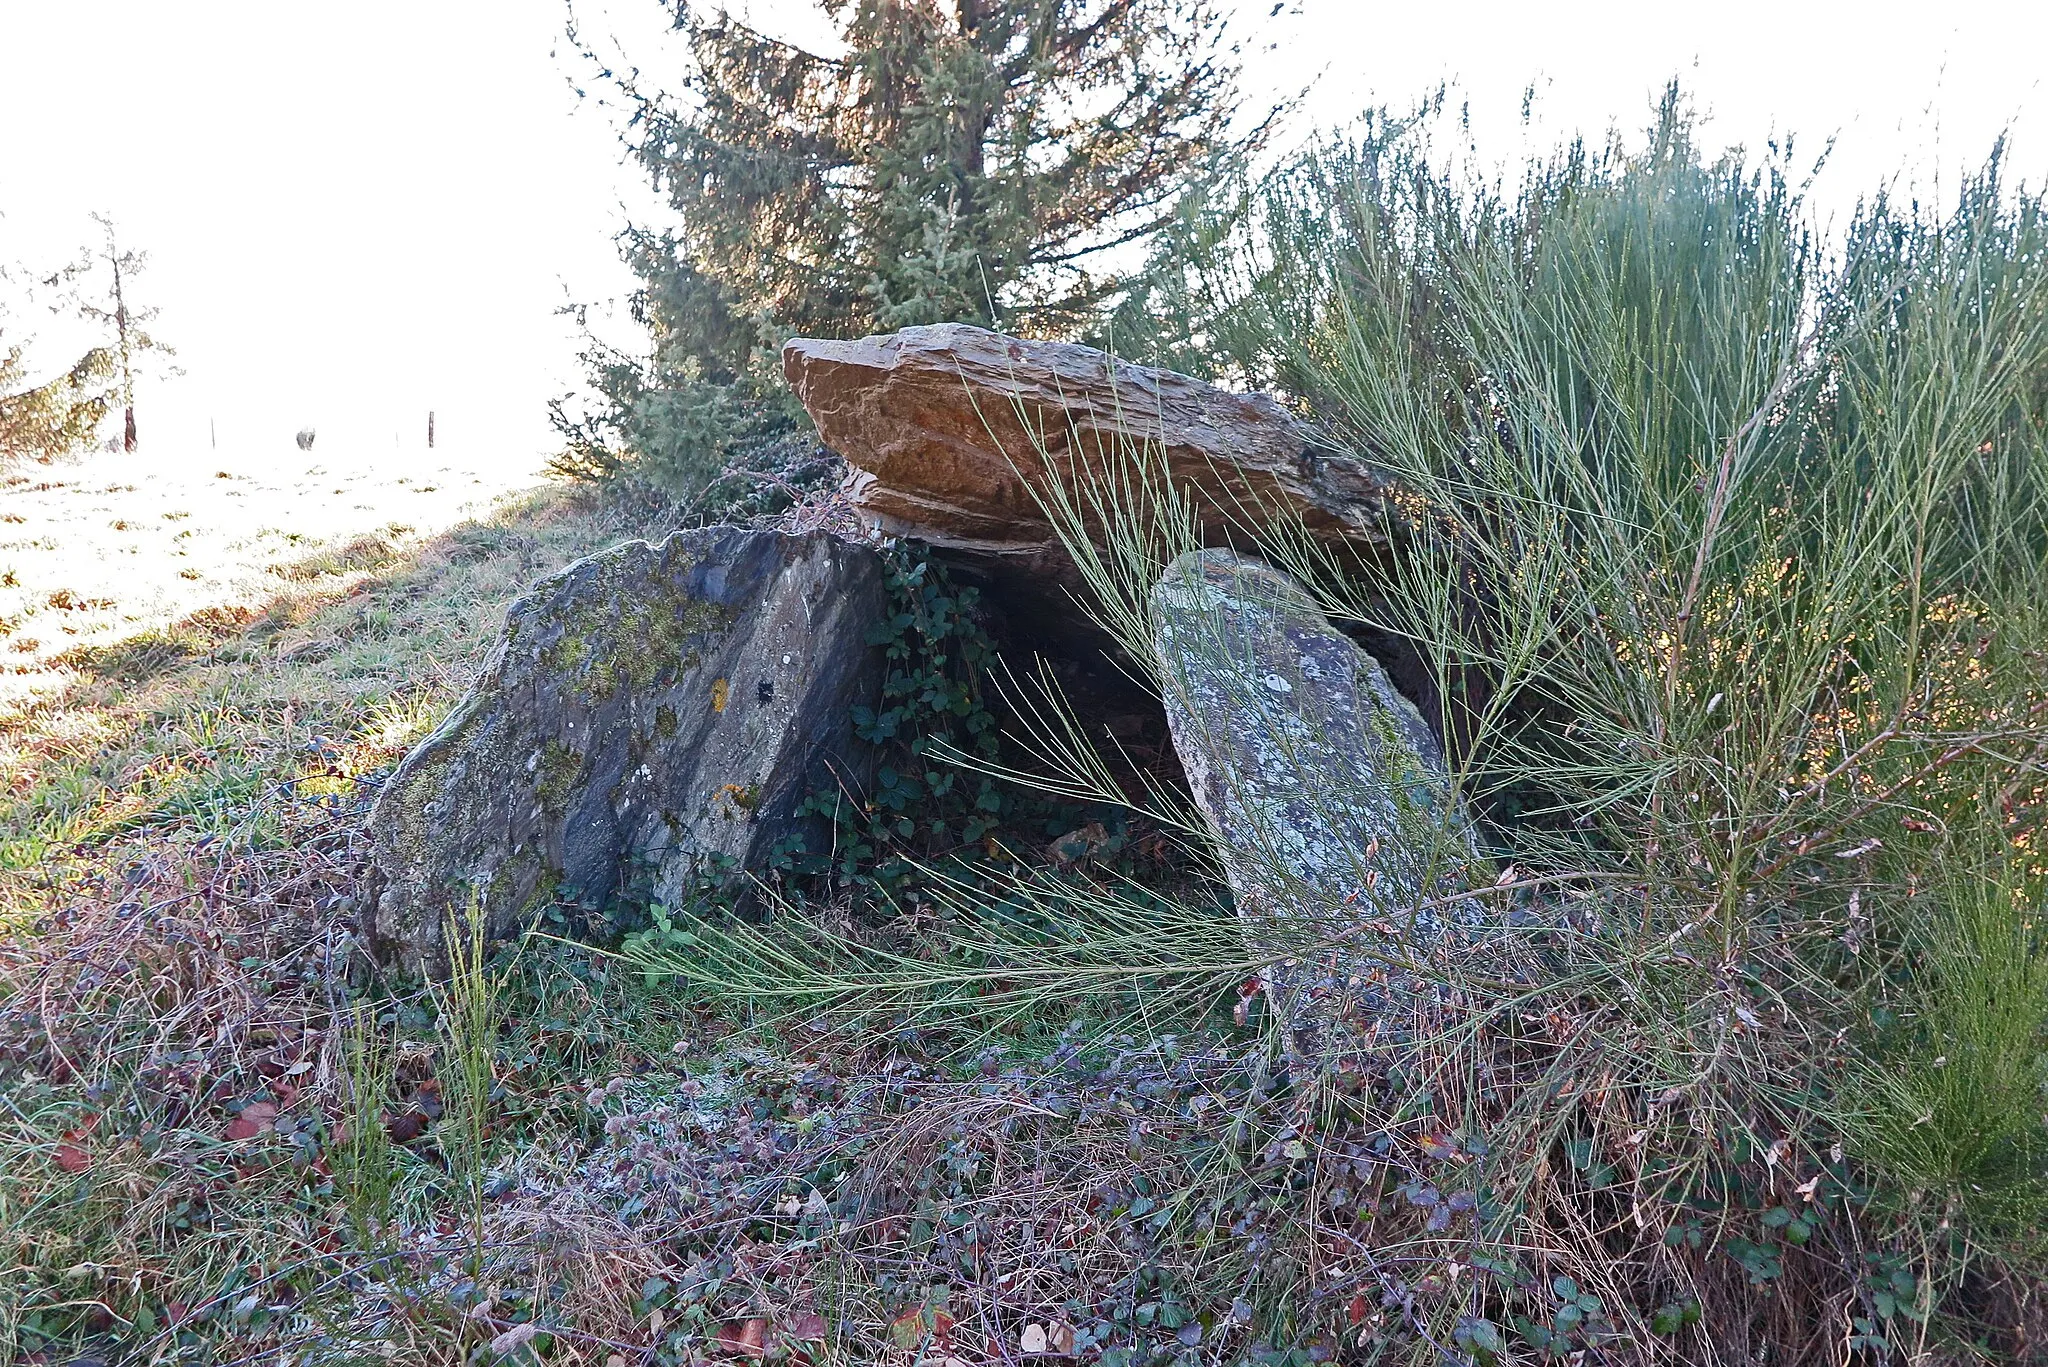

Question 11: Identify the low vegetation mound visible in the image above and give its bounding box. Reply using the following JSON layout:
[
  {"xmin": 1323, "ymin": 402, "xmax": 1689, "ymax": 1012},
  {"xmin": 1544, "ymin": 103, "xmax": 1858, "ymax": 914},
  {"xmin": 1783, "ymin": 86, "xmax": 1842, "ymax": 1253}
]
[{"xmin": 5, "ymin": 93, "xmax": 2048, "ymax": 1367}]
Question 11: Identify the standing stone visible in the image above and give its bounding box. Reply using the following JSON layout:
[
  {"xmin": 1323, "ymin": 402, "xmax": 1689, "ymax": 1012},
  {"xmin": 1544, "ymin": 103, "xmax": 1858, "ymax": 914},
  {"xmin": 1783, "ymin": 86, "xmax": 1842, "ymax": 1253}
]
[
  {"xmin": 1149, "ymin": 549, "xmax": 1488, "ymax": 1059},
  {"xmin": 367, "ymin": 527, "xmax": 884, "ymax": 973},
  {"xmin": 783, "ymin": 324, "xmax": 1393, "ymax": 573}
]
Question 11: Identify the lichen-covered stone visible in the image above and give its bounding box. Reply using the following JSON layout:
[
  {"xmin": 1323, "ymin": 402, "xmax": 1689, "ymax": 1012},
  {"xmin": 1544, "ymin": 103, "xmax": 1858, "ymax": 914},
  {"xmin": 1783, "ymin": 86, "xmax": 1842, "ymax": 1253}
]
[
  {"xmin": 367, "ymin": 527, "xmax": 884, "ymax": 973},
  {"xmin": 1149, "ymin": 549, "xmax": 1488, "ymax": 1058}
]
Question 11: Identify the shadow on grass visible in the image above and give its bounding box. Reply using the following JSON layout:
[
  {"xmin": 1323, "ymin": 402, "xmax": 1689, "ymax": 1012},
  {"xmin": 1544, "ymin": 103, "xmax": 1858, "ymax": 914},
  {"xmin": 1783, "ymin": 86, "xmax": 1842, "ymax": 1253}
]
[
  {"xmin": 46, "ymin": 531, "xmax": 421, "ymax": 686},
  {"xmin": 47, "ymin": 605, "xmax": 263, "ymax": 684},
  {"xmin": 0, "ymin": 483, "xmax": 626, "ymax": 879},
  {"xmin": 35, "ymin": 489, "xmax": 598, "ymax": 690}
]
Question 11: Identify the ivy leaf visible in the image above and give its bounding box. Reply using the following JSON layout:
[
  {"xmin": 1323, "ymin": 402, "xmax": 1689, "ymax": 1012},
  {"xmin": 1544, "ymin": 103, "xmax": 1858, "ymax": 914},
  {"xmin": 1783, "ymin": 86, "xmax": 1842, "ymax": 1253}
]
[{"xmin": 889, "ymin": 1308, "xmax": 926, "ymax": 1350}]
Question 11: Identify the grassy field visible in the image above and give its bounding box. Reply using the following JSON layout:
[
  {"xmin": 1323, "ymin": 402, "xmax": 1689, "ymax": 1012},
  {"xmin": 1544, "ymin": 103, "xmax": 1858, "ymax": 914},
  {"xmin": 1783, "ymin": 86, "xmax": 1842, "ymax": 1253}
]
[
  {"xmin": 0, "ymin": 473, "xmax": 1323, "ymax": 1367},
  {"xmin": 0, "ymin": 478, "xmax": 663, "ymax": 1362},
  {"xmin": 0, "ymin": 445, "xmax": 533, "ymax": 712}
]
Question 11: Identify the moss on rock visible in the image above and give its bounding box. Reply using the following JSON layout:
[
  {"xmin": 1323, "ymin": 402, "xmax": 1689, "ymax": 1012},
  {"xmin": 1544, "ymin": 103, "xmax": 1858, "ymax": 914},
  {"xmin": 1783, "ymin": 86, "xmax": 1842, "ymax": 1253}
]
[{"xmin": 366, "ymin": 527, "xmax": 886, "ymax": 974}]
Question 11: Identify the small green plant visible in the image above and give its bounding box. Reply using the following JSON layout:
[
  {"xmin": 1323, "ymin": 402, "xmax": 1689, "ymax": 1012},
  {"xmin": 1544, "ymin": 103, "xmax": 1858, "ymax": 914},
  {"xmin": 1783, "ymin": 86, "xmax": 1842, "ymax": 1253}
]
[
  {"xmin": 772, "ymin": 545, "xmax": 1007, "ymax": 900},
  {"xmin": 333, "ymin": 1002, "xmax": 399, "ymax": 1244},
  {"xmin": 427, "ymin": 898, "xmax": 507, "ymax": 1260},
  {"xmin": 1863, "ymin": 1251, "xmax": 1930, "ymax": 1325},
  {"xmin": 624, "ymin": 900, "xmax": 704, "ymax": 986},
  {"xmin": 766, "ymin": 543, "xmax": 1130, "ymax": 914}
]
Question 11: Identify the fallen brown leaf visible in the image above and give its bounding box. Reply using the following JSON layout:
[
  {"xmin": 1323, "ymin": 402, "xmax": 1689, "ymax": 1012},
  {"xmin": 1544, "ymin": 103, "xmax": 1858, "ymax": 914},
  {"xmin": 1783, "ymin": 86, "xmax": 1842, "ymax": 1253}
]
[
  {"xmin": 53, "ymin": 1134, "xmax": 90, "ymax": 1174},
  {"xmin": 490, "ymin": 1321, "xmax": 541, "ymax": 1356},
  {"xmin": 385, "ymin": 1110, "xmax": 429, "ymax": 1143},
  {"xmin": 716, "ymin": 1317, "xmax": 769, "ymax": 1357},
  {"xmin": 223, "ymin": 1101, "xmax": 278, "ymax": 1141}
]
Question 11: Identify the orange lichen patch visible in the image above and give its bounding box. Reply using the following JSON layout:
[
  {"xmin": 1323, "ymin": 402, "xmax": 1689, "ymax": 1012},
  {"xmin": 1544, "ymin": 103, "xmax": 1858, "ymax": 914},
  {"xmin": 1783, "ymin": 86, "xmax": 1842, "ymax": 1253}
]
[
  {"xmin": 713, "ymin": 781, "xmax": 761, "ymax": 818},
  {"xmin": 711, "ymin": 677, "xmax": 730, "ymax": 713}
]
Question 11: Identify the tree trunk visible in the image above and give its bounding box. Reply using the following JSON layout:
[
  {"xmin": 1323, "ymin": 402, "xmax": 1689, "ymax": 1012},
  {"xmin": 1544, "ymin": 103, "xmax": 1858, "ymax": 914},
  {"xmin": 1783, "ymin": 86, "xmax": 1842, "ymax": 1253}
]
[{"xmin": 109, "ymin": 233, "xmax": 134, "ymax": 452}]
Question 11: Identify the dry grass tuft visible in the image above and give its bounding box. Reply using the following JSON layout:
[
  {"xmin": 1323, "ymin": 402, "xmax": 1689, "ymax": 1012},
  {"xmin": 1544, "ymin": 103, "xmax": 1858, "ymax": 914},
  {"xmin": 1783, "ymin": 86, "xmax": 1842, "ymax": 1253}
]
[{"xmin": 0, "ymin": 482, "xmax": 637, "ymax": 1362}]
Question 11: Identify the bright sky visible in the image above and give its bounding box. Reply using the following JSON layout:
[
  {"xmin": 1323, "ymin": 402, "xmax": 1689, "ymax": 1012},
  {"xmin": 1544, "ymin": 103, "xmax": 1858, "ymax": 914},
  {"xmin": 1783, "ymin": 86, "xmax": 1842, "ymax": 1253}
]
[{"xmin": 3, "ymin": 0, "xmax": 2045, "ymax": 477}]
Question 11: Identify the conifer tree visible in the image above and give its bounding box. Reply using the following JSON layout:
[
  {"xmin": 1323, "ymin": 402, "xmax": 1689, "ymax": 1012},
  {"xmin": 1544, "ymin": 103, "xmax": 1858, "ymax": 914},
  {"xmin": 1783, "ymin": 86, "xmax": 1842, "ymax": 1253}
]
[
  {"xmin": 0, "ymin": 333, "xmax": 116, "ymax": 466},
  {"xmin": 68, "ymin": 214, "xmax": 168, "ymax": 453},
  {"xmin": 0, "ymin": 248, "xmax": 116, "ymax": 466},
  {"xmin": 556, "ymin": 0, "xmax": 1268, "ymax": 494}
]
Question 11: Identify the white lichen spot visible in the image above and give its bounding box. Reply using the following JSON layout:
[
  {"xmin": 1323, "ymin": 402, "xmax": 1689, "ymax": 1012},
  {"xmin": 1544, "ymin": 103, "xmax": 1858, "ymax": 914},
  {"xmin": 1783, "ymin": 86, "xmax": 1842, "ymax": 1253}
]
[{"xmin": 1263, "ymin": 672, "xmax": 1293, "ymax": 694}]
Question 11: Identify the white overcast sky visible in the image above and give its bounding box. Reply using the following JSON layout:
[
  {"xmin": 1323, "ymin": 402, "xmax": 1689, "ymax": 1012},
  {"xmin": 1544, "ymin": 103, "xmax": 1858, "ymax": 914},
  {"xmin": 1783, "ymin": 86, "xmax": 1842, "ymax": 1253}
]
[{"xmin": 2, "ymin": 0, "xmax": 2045, "ymax": 474}]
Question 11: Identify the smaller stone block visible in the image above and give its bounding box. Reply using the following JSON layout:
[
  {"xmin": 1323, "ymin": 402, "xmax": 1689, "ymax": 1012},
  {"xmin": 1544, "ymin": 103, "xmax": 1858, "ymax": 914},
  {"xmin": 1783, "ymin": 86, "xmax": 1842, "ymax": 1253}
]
[
  {"xmin": 366, "ymin": 527, "xmax": 884, "ymax": 972},
  {"xmin": 1149, "ymin": 549, "xmax": 1487, "ymax": 1056}
]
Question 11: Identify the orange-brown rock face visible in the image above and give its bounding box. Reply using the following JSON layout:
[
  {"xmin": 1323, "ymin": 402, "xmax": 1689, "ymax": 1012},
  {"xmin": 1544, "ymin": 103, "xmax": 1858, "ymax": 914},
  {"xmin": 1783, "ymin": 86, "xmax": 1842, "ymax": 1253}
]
[{"xmin": 782, "ymin": 324, "xmax": 1393, "ymax": 570}]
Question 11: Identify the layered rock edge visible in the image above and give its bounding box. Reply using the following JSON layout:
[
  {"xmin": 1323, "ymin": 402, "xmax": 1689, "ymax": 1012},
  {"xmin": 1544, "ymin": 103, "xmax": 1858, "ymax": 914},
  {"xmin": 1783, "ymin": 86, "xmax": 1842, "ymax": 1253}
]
[{"xmin": 783, "ymin": 323, "xmax": 1394, "ymax": 570}]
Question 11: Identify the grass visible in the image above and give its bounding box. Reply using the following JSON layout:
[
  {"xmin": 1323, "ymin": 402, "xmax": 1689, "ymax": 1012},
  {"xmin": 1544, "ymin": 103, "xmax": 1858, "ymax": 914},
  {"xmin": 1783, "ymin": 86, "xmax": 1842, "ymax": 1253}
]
[
  {"xmin": 618, "ymin": 91, "xmax": 2048, "ymax": 1364},
  {"xmin": 1115, "ymin": 91, "xmax": 2048, "ymax": 1359},
  {"xmin": 0, "ymin": 458, "xmax": 1439, "ymax": 1364},
  {"xmin": 333, "ymin": 1001, "xmax": 401, "ymax": 1252},
  {"xmin": 0, "ymin": 498, "xmax": 587, "ymax": 889},
  {"xmin": 0, "ymin": 481, "xmax": 654, "ymax": 1362},
  {"xmin": 6, "ymin": 89, "xmax": 2048, "ymax": 1367},
  {"xmin": 1842, "ymin": 857, "xmax": 2048, "ymax": 1244},
  {"xmin": 429, "ymin": 898, "xmax": 510, "ymax": 1265}
]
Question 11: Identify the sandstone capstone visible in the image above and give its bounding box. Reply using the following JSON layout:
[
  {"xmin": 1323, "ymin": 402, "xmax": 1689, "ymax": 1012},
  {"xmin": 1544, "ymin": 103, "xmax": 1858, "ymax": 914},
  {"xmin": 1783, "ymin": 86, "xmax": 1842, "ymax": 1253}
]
[{"xmin": 783, "ymin": 324, "xmax": 1393, "ymax": 571}]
